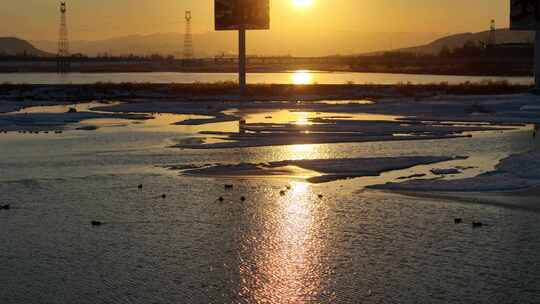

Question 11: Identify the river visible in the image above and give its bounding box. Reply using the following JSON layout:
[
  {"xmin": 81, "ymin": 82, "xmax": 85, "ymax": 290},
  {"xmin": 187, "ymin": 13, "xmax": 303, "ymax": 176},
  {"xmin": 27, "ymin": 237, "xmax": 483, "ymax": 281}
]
[
  {"xmin": 0, "ymin": 71, "xmax": 533, "ymax": 85},
  {"xmin": 1, "ymin": 103, "xmax": 540, "ymax": 303}
]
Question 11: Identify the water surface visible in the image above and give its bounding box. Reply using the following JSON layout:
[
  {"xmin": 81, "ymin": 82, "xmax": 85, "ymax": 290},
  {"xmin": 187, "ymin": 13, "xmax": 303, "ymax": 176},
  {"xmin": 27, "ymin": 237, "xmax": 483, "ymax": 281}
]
[
  {"xmin": 0, "ymin": 71, "xmax": 532, "ymax": 85},
  {"xmin": 1, "ymin": 107, "xmax": 540, "ymax": 304}
]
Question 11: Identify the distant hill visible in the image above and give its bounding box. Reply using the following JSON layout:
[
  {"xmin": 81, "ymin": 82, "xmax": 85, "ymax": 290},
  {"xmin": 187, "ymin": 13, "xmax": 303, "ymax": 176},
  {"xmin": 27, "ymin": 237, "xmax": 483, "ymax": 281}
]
[
  {"xmin": 16, "ymin": 29, "xmax": 538, "ymax": 58},
  {"xmin": 379, "ymin": 29, "xmax": 534, "ymax": 55},
  {"xmin": 0, "ymin": 37, "xmax": 53, "ymax": 57},
  {"xmin": 32, "ymin": 31, "xmax": 444, "ymax": 58}
]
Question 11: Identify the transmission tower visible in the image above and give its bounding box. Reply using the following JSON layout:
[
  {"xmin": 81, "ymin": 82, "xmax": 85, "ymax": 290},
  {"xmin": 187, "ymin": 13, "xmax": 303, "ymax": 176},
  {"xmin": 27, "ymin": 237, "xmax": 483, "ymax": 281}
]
[
  {"xmin": 57, "ymin": 2, "xmax": 70, "ymax": 73},
  {"xmin": 183, "ymin": 10, "xmax": 194, "ymax": 60},
  {"xmin": 488, "ymin": 19, "xmax": 496, "ymax": 46}
]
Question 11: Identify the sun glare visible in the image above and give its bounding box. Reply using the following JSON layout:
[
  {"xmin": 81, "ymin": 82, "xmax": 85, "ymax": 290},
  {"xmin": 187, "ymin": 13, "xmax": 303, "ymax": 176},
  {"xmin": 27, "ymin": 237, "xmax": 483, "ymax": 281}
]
[
  {"xmin": 291, "ymin": 70, "xmax": 313, "ymax": 85},
  {"xmin": 292, "ymin": 0, "xmax": 313, "ymax": 8}
]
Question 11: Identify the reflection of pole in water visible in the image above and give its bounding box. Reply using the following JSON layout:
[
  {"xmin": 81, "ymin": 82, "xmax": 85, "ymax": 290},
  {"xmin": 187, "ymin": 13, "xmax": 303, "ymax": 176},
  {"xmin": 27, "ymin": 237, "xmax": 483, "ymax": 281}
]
[{"xmin": 239, "ymin": 119, "xmax": 246, "ymax": 134}]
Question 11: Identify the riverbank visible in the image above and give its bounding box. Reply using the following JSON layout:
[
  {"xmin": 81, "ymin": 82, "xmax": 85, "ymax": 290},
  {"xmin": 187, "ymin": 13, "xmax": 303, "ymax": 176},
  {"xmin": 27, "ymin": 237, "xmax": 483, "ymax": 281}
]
[
  {"xmin": 0, "ymin": 56, "xmax": 534, "ymax": 77},
  {"xmin": 0, "ymin": 81, "xmax": 533, "ymax": 102}
]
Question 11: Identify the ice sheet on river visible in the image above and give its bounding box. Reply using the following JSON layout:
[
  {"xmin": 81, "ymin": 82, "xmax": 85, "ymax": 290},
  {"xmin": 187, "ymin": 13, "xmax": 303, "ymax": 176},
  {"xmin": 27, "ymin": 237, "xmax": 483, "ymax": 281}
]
[
  {"xmin": 0, "ymin": 108, "xmax": 149, "ymax": 131},
  {"xmin": 173, "ymin": 116, "xmax": 507, "ymax": 149},
  {"xmin": 371, "ymin": 150, "xmax": 540, "ymax": 192},
  {"xmin": 173, "ymin": 156, "xmax": 466, "ymax": 183}
]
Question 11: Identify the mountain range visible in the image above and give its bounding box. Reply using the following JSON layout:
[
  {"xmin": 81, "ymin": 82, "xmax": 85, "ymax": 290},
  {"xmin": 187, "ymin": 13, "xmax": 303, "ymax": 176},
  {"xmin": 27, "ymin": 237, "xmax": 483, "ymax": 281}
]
[
  {"xmin": 31, "ymin": 31, "xmax": 445, "ymax": 57},
  {"xmin": 387, "ymin": 29, "xmax": 534, "ymax": 55},
  {"xmin": 0, "ymin": 37, "xmax": 53, "ymax": 57},
  {"xmin": 0, "ymin": 29, "xmax": 535, "ymax": 58}
]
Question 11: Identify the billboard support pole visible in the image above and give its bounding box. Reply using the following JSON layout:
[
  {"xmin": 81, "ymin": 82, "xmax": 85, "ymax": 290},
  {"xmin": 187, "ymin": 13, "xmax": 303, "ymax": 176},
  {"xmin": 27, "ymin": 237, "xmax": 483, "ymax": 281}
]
[
  {"xmin": 215, "ymin": 0, "xmax": 268, "ymax": 95},
  {"xmin": 239, "ymin": 27, "xmax": 247, "ymax": 95},
  {"xmin": 535, "ymin": 30, "xmax": 540, "ymax": 93}
]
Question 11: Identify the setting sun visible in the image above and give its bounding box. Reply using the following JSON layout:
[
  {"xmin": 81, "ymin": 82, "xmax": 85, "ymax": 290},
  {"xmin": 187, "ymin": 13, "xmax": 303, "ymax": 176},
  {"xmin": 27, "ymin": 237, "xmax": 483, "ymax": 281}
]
[
  {"xmin": 292, "ymin": 0, "xmax": 313, "ymax": 8},
  {"xmin": 1, "ymin": 1, "xmax": 538, "ymax": 304}
]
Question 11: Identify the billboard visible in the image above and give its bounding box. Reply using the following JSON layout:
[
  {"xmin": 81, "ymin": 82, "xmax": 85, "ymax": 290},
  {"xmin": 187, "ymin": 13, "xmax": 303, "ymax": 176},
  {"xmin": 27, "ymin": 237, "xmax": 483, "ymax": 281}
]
[
  {"xmin": 215, "ymin": 0, "xmax": 270, "ymax": 31},
  {"xmin": 510, "ymin": 0, "xmax": 540, "ymax": 30}
]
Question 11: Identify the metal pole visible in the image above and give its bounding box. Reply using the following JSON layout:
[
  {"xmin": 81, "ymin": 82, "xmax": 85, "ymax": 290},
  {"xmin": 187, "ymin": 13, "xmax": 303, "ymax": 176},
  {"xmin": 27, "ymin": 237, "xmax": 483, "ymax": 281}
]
[
  {"xmin": 535, "ymin": 30, "xmax": 540, "ymax": 93},
  {"xmin": 239, "ymin": 27, "xmax": 246, "ymax": 94}
]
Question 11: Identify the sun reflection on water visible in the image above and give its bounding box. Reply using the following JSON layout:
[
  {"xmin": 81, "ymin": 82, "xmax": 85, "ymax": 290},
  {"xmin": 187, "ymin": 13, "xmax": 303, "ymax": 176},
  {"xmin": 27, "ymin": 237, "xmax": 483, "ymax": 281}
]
[
  {"xmin": 288, "ymin": 143, "xmax": 321, "ymax": 159},
  {"xmin": 239, "ymin": 181, "xmax": 331, "ymax": 303},
  {"xmin": 293, "ymin": 112, "xmax": 312, "ymax": 125},
  {"xmin": 228, "ymin": 110, "xmax": 399, "ymax": 126},
  {"xmin": 291, "ymin": 70, "xmax": 314, "ymax": 85}
]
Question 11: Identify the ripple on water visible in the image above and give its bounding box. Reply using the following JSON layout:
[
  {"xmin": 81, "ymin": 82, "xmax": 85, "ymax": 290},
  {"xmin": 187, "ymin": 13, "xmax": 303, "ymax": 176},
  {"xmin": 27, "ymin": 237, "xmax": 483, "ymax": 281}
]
[{"xmin": 1, "ymin": 105, "xmax": 540, "ymax": 303}]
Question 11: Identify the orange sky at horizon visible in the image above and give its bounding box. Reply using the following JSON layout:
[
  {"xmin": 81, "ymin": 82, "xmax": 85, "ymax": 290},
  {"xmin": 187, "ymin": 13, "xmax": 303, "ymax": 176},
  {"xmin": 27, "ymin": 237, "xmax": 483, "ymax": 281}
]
[{"xmin": 0, "ymin": 0, "xmax": 510, "ymax": 41}]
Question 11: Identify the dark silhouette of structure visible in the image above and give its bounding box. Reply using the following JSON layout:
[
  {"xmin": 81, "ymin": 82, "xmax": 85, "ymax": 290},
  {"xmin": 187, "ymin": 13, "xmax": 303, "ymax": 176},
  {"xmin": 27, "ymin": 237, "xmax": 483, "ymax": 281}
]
[
  {"xmin": 488, "ymin": 20, "xmax": 497, "ymax": 46},
  {"xmin": 512, "ymin": 0, "xmax": 540, "ymax": 21},
  {"xmin": 57, "ymin": 2, "xmax": 70, "ymax": 73},
  {"xmin": 183, "ymin": 11, "xmax": 194, "ymax": 60}
]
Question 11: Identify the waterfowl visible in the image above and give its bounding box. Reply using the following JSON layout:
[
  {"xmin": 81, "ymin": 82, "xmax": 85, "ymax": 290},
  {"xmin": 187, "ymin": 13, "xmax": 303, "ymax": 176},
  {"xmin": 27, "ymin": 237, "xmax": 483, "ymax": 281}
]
[
  {"xmin": 454, "ymin": 218, "xmax": 463, "ymax": 224},
  {"xmin": 91, "ymin": 221, "xmax": 102, "ymax": 226},
  {"xmin": 472, "ymin": 222, "xmax": 483, "ymax": 228}
]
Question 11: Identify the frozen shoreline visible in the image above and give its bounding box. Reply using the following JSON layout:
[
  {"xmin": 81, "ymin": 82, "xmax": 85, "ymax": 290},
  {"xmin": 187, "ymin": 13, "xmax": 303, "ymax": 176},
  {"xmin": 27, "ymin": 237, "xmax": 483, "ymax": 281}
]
[
  {"xmin": 3, "ymin": 90, "xmax": 529, "ymax": 138},
  {"xmin": 0, "ymin": 101, "xmax": 150, "ymax": 132},
  {"xmin": 376, "ymin": 186, "xmax": 540, "ymax": 212},
  {"xmin": 370, "ymin": 150, "xmax": 540, "ymax": 194},
  {"xmin": 2, "ymin": 87, "xmax": 539, "ymax": 198},
  {"xmin": 173, "ymin": 156, "xmax": 466, "ymax": 183}
]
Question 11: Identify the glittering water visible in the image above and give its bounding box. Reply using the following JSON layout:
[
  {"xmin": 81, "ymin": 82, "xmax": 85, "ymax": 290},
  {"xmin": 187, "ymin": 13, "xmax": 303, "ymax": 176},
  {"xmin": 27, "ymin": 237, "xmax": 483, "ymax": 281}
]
[
  {"xmin": 225, "ymin": 109, "xmax": 400, "ymax": 125},
  {"xmin": 1, "ymin": 110, "xmax": 540, "ymax": 304},
  {"xmin": 0, "ymin": 71, "xmax": 533, "ymax": 85}
]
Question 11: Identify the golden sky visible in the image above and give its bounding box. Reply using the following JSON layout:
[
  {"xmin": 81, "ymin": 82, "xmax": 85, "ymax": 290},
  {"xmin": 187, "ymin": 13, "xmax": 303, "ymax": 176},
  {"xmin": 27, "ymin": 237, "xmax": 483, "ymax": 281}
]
[{"xmin": 1, "ymin": 0, "xmax": 510, "ymax": 41}]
